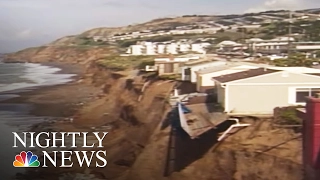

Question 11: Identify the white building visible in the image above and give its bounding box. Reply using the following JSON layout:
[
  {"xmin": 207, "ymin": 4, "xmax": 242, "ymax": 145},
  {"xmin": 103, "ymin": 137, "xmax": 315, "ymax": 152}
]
[
  {"xmin": 153, "ymin": 56, "xmax": 200, "ymax": 75},
  {"xmin": 157, "ymin": 44, "xmax": 166, "ymax": 54},
  {"xmin": 144, "ymin": 42, "xmax": 157, "ymax": 55},
  {"xmin": 240, "ymin": 24, "xmax": 262, "ymax": 29},
  {"xmin": 294, "ymin": 42, "xmax": 320, "ymax": 51},
  {"xmin": 217, "ymin": 41, "xmax": 243, "ymax": 51},
  {"xmin": 126, "ymin": 41, "xmax": 211, "ymax": 55},
  {"xmin": 179, "ymin": 44, "xmax": 191, "ymax": 52},
  {"xmin": 246, "ymin": 37, "xmax": 295, "ymax": 52},
  {"xmin": 126, "ymin": 45, "xmax": 145, "ymax": 55},
  {"xmin": 166, "ymin": 43, "xmax": 179, "ymax": 54},
  {"xmin": 195, "ymin": 63, "xmax": 272, "ymax": 92},
  {"xmin": 267, "ymin": 54, "xmax": 287, "ymax": 61},
  {"xmin": 191, "ymin": 43, "xmax": 211, "ymax": 53},
  {"xmin": 181, "ymin": 61, "xmax": 227, "ymax": 83},
  {"xmin": 217, "ymin": 41, "xmax": 242, "ymax": 47}
]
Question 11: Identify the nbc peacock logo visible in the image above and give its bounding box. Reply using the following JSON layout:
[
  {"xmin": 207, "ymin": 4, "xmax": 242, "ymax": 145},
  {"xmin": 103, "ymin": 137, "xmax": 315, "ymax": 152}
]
[{"xmin": 13, "ymin": 151, "xmax": 40, "ymax": 167}]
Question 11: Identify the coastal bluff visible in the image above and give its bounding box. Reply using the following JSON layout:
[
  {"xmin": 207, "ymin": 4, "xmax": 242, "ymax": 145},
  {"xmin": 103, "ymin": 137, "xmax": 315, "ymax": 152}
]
[{"xmin": 3, "ymin": 45, "xmax": 302, "ymax": 180}]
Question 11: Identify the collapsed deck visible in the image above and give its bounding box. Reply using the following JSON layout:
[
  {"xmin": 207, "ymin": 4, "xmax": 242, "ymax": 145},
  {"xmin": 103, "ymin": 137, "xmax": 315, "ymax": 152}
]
[{"xmin": 177, "ymin": 103, "xmax": 228, "ymax": 139}]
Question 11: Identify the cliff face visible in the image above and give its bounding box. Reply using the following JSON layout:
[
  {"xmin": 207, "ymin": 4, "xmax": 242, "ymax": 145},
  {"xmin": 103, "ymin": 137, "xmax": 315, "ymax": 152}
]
[
  {"xmin": 124, "ymin": 118, "xmax": 302, "ymax": 180},
  {"xmin": 3, "ymin": 46, "xmax": 116, "ymax": 65},
  {"xmin": 67, "ymin": 64, "xmax": 177, "ymax": 179}
]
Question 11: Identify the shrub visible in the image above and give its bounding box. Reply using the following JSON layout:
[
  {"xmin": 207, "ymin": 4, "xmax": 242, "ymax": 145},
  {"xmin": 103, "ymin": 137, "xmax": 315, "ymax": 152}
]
[
  {"xmin": 273, "ymin": 106, "xmax": 302, "ymax": 125},
  {"xmin": 146, "ymin": 35, "xmax": 173, "ymax": 42},
  {"xmin": 136, "ymin": 60, "xmax": 154, "ymax": 69},
  {"xmin": 96, "ymin": 55, "xmax": 154, "ymax": 71},
  {"xmin": 158, "ymin": 74, "xmax": 180, "ymax": 80},
  {"xmin": 119, "ymin": 40, "xmax": 138, "ymax": 48}
]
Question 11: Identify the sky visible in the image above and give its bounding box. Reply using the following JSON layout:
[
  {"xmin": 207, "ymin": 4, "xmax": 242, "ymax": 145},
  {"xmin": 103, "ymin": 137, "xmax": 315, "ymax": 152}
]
[{"xmin": 0, "ymin": 0, "xmax": 319, "ymax": 53}]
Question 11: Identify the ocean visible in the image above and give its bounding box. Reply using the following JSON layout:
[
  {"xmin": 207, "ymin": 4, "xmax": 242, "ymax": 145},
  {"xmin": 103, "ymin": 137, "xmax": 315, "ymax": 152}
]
[{"xmin": 0, "ymin": 61, "xmax": 76, "ymax": 179}]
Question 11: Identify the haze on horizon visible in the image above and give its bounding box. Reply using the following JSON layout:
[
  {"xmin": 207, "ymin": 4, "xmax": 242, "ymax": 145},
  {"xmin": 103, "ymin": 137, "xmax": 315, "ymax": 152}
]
[{"xmin": 0, "ymin": 0, "xmax": 319, "ymax": 53}]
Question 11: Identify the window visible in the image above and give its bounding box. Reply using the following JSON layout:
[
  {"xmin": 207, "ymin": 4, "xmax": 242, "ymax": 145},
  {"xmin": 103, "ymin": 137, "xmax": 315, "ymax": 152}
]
[
  {"xmin": 184, "ymin": 68, "xmax": 191, "ymax": 75},
  {"xmin": 295, "ymin": 88, "xmax": 320, "ymax": 103}
]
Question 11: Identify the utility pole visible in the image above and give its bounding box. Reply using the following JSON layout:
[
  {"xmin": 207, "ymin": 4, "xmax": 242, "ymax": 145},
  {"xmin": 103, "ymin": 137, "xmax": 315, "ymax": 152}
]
[{"xmin": 287, "ymin": 10, "xmax": 293, "ymax": 57}]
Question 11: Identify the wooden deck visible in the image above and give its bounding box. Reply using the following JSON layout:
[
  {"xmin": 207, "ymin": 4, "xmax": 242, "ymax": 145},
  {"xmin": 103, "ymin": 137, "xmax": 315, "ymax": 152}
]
[
  {"xmin": 179, "ymin": 103, "xmax": 228, "ymax": 139},
  {"xmin": 186, "ymin": 103, "xmax": 228, "ymax": 126}
]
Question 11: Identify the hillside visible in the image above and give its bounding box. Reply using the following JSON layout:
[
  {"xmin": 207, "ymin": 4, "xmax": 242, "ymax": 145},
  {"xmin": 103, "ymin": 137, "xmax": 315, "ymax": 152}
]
[
  {"xmin": 76, "ymin": 8, "xmax": 320, "ymax": 37},
  {"xmin": 79, "ymin": 16, "xmax": 217, "ymax": 37},
  {"xmin": 3, "ymin": 7, "xmax": 319, "ymax": 58}
]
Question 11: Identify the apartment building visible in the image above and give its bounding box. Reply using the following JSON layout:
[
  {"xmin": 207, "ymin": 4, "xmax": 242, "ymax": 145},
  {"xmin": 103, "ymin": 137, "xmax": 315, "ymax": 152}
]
[
  {"xmin": 246, "ymin": 37, "xmax": 295, "ymax": 53},
  {"xmin": 191, "ymin": 43, "xmax": 211, "ymax": 53},
  {"xmin": 294, "ymin": 42, "xmax": 320, "ymax": 51},
  {"xmin": 166, "ymin": 43, "xmax": 179, "ymax": 54},
  {"xmin": 144, "ymin": 42, "xmax": 157, "ymax": 55},
  {"xmin": 180, "ymin": 44, "xmax": 191, "ymax": 52},
  {"xmin": 126, "ymin": 42, "xmax": 210, "ymax": 55},
  {"xmin": 126, "ymin": 45, "xmax": 145, "ymax": 55},
  {"xmin": 157, "ymin": 44, "xmax": 166, "ymax": 54}
]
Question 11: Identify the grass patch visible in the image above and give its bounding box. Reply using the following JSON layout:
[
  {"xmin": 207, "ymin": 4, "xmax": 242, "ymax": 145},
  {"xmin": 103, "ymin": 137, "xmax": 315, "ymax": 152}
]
[
  {"xmin": 95, "ymin": 55, "xmax": 155, "ymax": 71},
  {"xmin": 159, "ymin": 74, "xmax": 181, "ymax": 80},
  {"xmin": 73, "ymin": 37, "xmax": 109, "ymax": 46}
]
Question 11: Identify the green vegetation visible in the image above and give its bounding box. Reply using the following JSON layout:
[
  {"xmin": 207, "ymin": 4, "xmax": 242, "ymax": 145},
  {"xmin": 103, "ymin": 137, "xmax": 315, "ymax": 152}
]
[
  {"xmin": 158, "ymin": 74, "xmax": 181, "ymax": 80},
  {"xmin": 136, "ymin": 60, "xmax": 154, "ymax": 69},
  {"xmin": 213, "ymin": 31, "xmax": 244, "ymax": 43},
  {"xmin": 141, "ymin": 71, "xmax": 158, "ymax": 78},
  {"xmin": 205, "ymin": 44, "xmax": 220, "ymax": 53},
  {"xmin": 277, "ymin": 106, "xmax": 302, "ymax": 125},
  {"xmin": 258, "ymin": 20, "xmax": 320, "ymax": 41},
  {"xmin": 215, "ymin": 20, "xmax": 235, "ymax": 26},
  {"xmin": 118, "ymin": 40, "xmax": 138, "ymax": 48},
  {"xmin": 243, "ymin": 17, "xmax": 264, "ymax": 23},
  {"xmin": 146, "ymin": 36, "xmax": 173, "ymax": 42},
  {"xmin": 315, "ymin": 50, "xmax": 320, "ymax": 58},
  {"xmin": 95, "ymin": 55, "xmax": 154, "ymax": 71},
  {"xmin": 271, "ymin": 53, "xmax": 315, "ymax": 67},
  {"xmin": 72, "ymin": 37, "xmax": 109, "ymax": 46}
]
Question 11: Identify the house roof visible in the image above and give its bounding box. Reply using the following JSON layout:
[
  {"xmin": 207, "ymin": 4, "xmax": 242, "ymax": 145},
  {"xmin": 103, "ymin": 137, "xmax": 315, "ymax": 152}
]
[
  {"xmin": 309, "ymin": 73, "xmax": 320, "ymax": 77},
  {"xmin": 217, "ymin": 41, "xmax": 239, "ymax": 46},
  {"xmin": 268, "ymin": 67, "xmax": 320, "ymax": 74},
  {"xmin": 196, "ymin": 62, "xmax": 272, "ymax": 75},
  {"xmin": 197, "ymin": 65, "xmax": 260, "ymax": 76},
  {"xmin": 212, "ymin": 67, "xmax": 280, "ymax": 83},
  {"xmin": 184, "ymin": 59, "xmax": 219, "ymax": 66}
]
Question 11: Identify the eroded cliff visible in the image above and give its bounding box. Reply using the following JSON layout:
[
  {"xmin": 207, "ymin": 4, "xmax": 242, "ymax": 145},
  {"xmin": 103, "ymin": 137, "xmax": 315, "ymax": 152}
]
[
  {"xmin": 3, "ymin": 46, "xmax": 116, "ymax": 65},
  {"xmin": 6, "ymin": 46, "xmax": 303, "ymax": 180}
]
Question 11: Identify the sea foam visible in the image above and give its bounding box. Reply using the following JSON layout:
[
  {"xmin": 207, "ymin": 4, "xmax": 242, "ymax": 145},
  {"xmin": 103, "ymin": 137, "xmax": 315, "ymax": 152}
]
[{"xmin": 0, "ymin": 63, "xmax": 76, "ymax": 93}]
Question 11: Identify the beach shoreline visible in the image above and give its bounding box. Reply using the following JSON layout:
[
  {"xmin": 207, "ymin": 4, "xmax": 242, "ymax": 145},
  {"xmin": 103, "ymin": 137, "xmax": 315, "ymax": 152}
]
[
  {"xmin": 0, "ymin": 62, "xmax": 90, "ymax": 117},
  {"xmin": 0, "ymin": 62, "xmax": 105, "ymax": 179}
]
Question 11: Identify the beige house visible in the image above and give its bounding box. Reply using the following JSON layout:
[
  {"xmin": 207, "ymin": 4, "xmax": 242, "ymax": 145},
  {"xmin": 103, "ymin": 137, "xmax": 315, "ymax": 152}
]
[
  {"xmin": 213, "ymin": 68, "xmax": 320, "ymax": 115},
  {"xmin": 153, "ymin": 57, "xmax": 199, "ymax": 75},
  {"xmin": 196, "ymin": 65, "xmax": 261, "ymax": 93},
  {"xmin": 195, "ymin": 62, "xmax": 273, "ymax": 93},
  {"xmin": 155, "ymin": 61, "xmax": 183, "ymax": 75}
]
